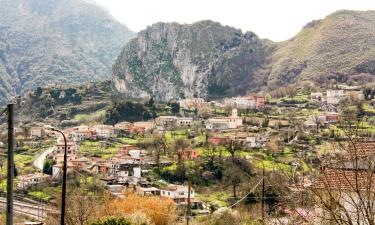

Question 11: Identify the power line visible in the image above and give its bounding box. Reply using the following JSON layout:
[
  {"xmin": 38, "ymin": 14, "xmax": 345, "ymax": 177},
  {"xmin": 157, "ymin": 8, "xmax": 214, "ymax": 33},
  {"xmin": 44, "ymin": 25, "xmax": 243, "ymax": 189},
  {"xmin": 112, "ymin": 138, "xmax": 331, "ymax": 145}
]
[
  {"xmin": 228, "ymin": 177, "xmax": 264, "ymax": 208},
  {"xmin": 0, "ymin": 107, "xmax": 7, "ymax": 118}
]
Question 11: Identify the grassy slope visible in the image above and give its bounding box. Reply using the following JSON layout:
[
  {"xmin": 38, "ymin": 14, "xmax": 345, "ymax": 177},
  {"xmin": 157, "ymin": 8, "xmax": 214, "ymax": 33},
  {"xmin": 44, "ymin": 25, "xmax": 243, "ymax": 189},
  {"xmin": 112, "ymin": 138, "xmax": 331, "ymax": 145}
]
[{"xmin": 268, "ymin": 10, "xmax": 375, "ymax": 85}]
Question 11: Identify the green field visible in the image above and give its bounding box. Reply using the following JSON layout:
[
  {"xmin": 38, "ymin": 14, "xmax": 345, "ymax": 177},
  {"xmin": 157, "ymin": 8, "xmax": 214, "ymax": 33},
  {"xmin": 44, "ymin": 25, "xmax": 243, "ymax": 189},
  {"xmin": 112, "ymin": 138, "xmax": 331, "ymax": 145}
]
[{"xmin": 79, "ymin": 140, "xmax": 121, "ymax": 158}]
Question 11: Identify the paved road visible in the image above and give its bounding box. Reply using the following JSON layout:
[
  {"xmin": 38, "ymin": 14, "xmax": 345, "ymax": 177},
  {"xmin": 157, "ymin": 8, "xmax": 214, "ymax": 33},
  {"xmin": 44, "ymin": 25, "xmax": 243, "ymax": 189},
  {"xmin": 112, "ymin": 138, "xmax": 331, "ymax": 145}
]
[{"xmin": 33, "ymin": 146, "xmax": 54, "ymax": 171}]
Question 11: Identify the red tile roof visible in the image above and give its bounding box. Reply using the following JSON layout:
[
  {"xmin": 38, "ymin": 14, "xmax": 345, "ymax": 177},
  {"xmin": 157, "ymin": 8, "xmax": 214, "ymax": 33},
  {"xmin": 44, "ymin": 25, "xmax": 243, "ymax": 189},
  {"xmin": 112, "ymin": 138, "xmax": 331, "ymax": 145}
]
[
  {"xmin": 313, "ymin": 168, "xmax": 375, "ymax": 192},
  {"xmin": 343, "ymin": 141, "xmax": 375, "ymax": 160}
]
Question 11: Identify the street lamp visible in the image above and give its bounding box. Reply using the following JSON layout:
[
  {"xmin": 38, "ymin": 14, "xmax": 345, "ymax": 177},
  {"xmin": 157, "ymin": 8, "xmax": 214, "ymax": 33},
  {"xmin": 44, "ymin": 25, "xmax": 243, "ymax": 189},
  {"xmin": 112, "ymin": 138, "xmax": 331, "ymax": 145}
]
[{"xmin": 44, "ymin": 125, "xmax": 67, "ymax": 225}]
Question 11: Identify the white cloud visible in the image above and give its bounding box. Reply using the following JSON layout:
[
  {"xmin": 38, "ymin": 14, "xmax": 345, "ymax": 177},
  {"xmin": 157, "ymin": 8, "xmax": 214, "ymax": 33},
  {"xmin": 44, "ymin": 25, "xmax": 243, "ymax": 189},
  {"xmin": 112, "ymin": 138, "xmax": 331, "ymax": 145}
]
[{"xmin": 95, "ymin": 0, "xmax": 375, "ymax": 41}]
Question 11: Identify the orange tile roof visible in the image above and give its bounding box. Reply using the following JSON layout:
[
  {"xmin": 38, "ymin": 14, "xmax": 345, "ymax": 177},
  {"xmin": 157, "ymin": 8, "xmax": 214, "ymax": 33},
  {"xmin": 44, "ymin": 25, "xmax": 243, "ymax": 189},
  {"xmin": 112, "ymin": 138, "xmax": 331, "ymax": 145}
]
[
  {"xmin": 313, "ymin": 168, "xmax": 375, "ymax": 192},
  {"xmin": 343, "ymin": 141, "xmax": 375, "ymax": 160}
]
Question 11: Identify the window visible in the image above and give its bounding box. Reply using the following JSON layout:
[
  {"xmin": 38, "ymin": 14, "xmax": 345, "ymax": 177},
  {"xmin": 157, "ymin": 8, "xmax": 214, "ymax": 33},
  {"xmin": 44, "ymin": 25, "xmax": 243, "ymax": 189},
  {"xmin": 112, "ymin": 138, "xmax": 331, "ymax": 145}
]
[
  {"xmin": 179, "ymin": 192, "xmax": 185, "ymax": 195},
  {"xmin": 168, "ymin": 192, "xmax": 170, "ymax": 196}
]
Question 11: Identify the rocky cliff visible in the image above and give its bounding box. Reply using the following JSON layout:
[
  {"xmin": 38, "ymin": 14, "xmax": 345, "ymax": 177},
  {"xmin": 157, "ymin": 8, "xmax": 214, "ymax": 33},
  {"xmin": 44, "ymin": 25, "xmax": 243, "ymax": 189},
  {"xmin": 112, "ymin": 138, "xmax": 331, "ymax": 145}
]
[
  {"xmin": 113, "ymin": 11, "xmax": 375, "ymax": 100},
  {"xmin": 112, "ymin": 21, "xmax": 272, "ymax": 100}
]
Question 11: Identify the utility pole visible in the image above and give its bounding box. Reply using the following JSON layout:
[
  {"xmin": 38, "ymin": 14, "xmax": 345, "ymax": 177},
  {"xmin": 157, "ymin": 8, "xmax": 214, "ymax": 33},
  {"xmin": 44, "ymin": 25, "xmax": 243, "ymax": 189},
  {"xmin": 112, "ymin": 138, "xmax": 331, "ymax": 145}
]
[
  {"xmin": 261, "ymin": 166, "xmax": 265, "ymax": 225},
  {"xmin": 186, "ymin": 181, "xmax": 191, "ymax": 225},
  {"xmin": 60, "ymin": 131, "xmax": 67, "ymax": 225},
  {"xmin": 6, "ymin": 104, "xmax": 14, "ymax": 225}
]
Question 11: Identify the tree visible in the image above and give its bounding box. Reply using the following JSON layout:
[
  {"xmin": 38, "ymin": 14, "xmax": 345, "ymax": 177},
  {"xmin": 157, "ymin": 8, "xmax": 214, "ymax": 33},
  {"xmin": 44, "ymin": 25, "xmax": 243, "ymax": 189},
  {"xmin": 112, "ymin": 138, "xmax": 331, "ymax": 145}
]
[
  {"xmin": 35, "ymin": 87, "xmax": 43, "ymax": 97},
  {"xmin": 362, "ymin": 86, "xmax": 375, "ymax": 100},
  {"xmin": 65, "ymin": 88, "xmax": 77, "ymax": 97},
  {"xmin": 173, "ymin": 138, "xmax": 190, "ymax": 164},
  {"xmin": 147, "ymin": 134, "xmax": 165, "ymax": 167},
  {"xmin": 168, "ymin": 102, "xmax": 180, "ymax": 114},
  {"xmin": 72, "ymin": 94, "xmax": 82, "ymax": 104},
  {"xmin": 49, "ymin": 89, "xmax": 61, "ymax": 99},
  {"xmin": 104, "ymin": 192, "xmax": 176, "ymax": 225},
  {"xmin": 310, "ymin": 126, "xmax": 375, "ymax": 225},
  {"xmin": 204, "ymin": 144, "xmax": 217, "ymax": 168},
  {"xmin": 91, "ymin": 217, "xmax": 133, "ymax": 225},
  {"xmin": 43, "ymin": 159, "xmax": 55, "ymax": 175},
  {"xmin": 46, "ymin": 188, "xmax": 102, "ymax": 225},
  {"xmin": 310, "ymin": 113, "xmax": 324, "ymax": 134},
  {"xmin": 226, "ymin": 140, "xmax": 242, "ymax": 160},
  {"xmin": 224, "ymin": 164, "xmax": 243, "ymax": 200},
  {"xmin": 145, "ymin": 97, "xmax": 155, "ymax": 107},
  {"xmin": 264, "ymin": 186, "xmax": 280, "ymax": 215},
  {"xmin": 104, "ymin": 101, "xmax": 153, "ymax": 125}
]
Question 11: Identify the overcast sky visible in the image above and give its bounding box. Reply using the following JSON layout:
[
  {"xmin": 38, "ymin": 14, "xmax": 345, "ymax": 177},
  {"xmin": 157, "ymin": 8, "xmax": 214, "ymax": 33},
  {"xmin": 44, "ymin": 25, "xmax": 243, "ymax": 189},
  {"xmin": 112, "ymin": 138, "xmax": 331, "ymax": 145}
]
[{"xmin": 95, "ymin": 0, "xmax": 375, "ymax": 42}]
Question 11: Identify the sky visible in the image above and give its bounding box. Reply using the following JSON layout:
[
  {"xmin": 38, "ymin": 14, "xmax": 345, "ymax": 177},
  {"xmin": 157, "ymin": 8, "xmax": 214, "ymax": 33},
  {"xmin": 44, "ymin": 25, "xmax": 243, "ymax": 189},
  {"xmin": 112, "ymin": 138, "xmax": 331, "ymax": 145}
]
[{"xmin": 95, "ymin": 0, "xmax": 375, "ymax": 42}]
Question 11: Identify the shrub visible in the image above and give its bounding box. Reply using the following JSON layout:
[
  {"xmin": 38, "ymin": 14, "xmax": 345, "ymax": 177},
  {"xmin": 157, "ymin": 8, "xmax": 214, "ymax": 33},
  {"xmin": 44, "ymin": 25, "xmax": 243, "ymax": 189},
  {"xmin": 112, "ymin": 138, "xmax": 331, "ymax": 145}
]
[{"xmin": 91, "ymin": 217, "xmax": 133, "ymax": 225}]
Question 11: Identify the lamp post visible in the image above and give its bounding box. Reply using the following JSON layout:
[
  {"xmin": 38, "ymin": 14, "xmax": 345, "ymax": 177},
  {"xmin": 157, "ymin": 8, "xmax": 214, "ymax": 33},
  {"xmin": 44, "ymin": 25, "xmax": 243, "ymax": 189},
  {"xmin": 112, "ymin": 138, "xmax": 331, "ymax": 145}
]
[{"xmin": 45, "ymin": 125, "xmax": 67, "ymax": 225}]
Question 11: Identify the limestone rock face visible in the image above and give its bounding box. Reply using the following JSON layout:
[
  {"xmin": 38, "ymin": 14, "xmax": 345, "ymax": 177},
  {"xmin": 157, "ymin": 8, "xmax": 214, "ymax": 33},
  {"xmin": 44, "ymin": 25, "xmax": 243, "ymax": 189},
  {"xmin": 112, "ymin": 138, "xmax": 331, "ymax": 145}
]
[{"xmin": 112, "ymin": 21, "xmax": 271, "ymax": 100}]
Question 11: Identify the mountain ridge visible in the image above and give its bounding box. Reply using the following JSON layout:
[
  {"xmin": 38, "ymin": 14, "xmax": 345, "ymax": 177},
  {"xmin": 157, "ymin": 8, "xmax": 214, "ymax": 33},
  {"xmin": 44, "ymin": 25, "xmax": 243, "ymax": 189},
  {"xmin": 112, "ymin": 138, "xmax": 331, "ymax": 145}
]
[
  {"xmin": 0, "ymin": 0, "xmax": 135, "ymax": 105},
  {"xmin": 112, "ymin": 20, "xmax": 271, "ymax": 100},
  {"xmin": 112, "ymin": 10, "xmax": 375, "ymax": 100}
]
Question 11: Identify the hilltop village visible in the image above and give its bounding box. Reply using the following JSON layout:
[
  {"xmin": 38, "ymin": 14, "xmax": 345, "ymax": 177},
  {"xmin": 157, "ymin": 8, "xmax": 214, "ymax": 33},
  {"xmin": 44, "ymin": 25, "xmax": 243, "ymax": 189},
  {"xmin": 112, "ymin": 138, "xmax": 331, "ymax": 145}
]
[{"xmin": 0, "ymin": 84, "xmax": 374, "ymax": 225}]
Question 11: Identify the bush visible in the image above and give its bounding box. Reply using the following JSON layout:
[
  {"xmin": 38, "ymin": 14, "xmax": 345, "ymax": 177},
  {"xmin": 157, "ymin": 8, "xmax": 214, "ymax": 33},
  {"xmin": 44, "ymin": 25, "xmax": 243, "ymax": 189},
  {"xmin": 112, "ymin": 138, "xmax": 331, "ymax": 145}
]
[
  {"xmin": 43, "ymin": 159, "xmax": 55, "ymax": 175},
  {"xmin": 104, "ymin": 101, "xmax": 153, "ymax": 125},
  {"xmin": 91, "ymin": 217, "xmax": 133, "ymax": 225}
]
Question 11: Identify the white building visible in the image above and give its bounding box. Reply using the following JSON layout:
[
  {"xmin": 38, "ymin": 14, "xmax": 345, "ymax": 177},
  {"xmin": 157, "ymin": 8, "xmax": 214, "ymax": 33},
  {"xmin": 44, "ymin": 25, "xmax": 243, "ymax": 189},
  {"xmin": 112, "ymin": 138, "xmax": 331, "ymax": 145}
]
[
  {"xmin": 53, "ymin": 141, "xmax": 78, "ymax": 155},
  {"xmin": 245, "ymin": 135, "xmax": 268, "ymax": 148},
  {"xmin": 93, "ymin": 125, "xmax": 115, "ymax": 138},
  {"xmin": 17, "ymin": 173, "xmax": 51, "ymax": 189},
  {"xmin": 326, "ymin": 90, "xmax": 344, "ymax": 104},
  {"xmin": 114, "ymin": 121, "xmax": 133, "ymax": 131},
  {"xmin": 155, "ymin": 116, "xmax": 178, "ymax": 127},
  {"xmin": 68, "ymin": 125, "xmax": 93, "ymax": 141},
  {"xmin": 133, "ymin": 121, "xmax": 155, "ymax": 131},
  {"xmin": 179, "ymin": 98, "xmax": 205, "ymax": 109},
  {"xmin": 206, "ymin": 109, "xmax": 242, "ymax": 130},
  {"xmin": 310, "ymin": 92, "xmax": 324, "ymax": 102},
  {"xmin": 224, "ymin": 97, "xmax": 256, "ymax": 109},
  {"xmin": 30, "ymin": 127, "xmax": 45, "ymax": 139},
  {"xmin": 176, "ymin": 117, "xmax": 193, "ymax": 127},
  {"xmin": 160, "ymin": 184, "xmax": 195, "ymax": 204},
  {"xmin": 224, "ymin": 96, "xmax": 265, "ymax": 109}
]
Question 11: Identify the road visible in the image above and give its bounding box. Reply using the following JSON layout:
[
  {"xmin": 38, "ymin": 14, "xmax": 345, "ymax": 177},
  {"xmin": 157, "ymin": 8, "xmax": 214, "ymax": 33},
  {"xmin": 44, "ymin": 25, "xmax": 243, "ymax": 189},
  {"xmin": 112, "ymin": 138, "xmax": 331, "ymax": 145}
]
[
  {"xmin": 33, "ymin": 137, "xmax": 60, "ymax": 171},
  {"xmin": 33, "ymin": 146, "xmax": 54, "ymax": 171}
]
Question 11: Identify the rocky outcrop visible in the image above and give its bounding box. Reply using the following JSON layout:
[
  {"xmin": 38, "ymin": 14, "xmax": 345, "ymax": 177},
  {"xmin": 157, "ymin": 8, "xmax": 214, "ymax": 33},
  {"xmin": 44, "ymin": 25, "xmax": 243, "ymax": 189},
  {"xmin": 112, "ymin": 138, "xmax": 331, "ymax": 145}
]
[{"xmin": 112, "ymin": 21, "xmax": 271, "ymax": 100}]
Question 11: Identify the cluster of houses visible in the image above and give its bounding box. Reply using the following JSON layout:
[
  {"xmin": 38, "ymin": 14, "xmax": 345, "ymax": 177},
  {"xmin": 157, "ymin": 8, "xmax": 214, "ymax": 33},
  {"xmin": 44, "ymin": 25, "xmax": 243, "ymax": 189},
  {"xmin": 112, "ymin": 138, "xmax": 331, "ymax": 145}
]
[
  {"xmin": 311, "ymin": 88, "xmax": 364, "ymax": 105},
  {"xmin": 224, "ymin": 95, "xmax": 265, "ymax": 110},
  {"xmin": 305, "ymin": 112, "xmax": 341, "ymax": 128},
  {"xmin": 179, "ymin": 98, "xmax": 205, "ymax": 109},
  {"xmin": 207, "ymin": 133, "xmax": 269, "ymax": 149},
  {"xmin": 179, "ymin": 96, "xmax": 266, "ymax": 110}
]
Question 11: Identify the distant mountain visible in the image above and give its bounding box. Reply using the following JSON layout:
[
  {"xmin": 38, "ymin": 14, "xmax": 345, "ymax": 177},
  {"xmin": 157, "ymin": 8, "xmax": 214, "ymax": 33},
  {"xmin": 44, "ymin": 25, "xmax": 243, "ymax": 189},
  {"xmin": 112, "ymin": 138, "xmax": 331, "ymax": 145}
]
[
  {"xmin": 0, "ymin": 0, "xmax": 135, "ymax": 105},
  {"xmin": 112, "ymin": 21, "xmax": 272, "ymax": 100},
  {"xmin": 113, "ymin": 11, "xmax": 375, "ymax": 101},
  {"xmin": 267, "ymin": 10, "xmax": 375, "ymax": 88}
]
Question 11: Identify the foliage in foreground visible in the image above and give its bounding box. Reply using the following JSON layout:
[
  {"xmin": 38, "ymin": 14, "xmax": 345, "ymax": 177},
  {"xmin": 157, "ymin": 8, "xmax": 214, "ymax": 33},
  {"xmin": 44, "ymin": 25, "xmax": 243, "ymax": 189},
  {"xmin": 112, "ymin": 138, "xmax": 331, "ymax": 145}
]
[{"xmin": 91, "ymin": 217, "xmax": 134, "ymax": 225}]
